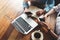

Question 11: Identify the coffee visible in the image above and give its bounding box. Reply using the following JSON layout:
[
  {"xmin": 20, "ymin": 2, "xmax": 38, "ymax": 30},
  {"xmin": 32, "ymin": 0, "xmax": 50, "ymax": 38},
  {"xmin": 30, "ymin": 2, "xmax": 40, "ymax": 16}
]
[
  {"xmin": 34, "ymin": 32, "xmax": 41, "ymax": 38},
  {"xmin": 39, "ymin": 17, "xmax": 45, "ymax": 22}
]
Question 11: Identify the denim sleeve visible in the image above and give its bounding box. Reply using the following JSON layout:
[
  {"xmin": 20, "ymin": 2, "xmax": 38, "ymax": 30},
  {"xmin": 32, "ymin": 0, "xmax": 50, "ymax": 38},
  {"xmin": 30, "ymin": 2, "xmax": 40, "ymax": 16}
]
[
  {"xmin": 23, "ymin": 1, "xmax": 29, "ymax": 8},
  {"xmin": 44, "ymin": 0, "xmax": 55, "ymax": 12}
]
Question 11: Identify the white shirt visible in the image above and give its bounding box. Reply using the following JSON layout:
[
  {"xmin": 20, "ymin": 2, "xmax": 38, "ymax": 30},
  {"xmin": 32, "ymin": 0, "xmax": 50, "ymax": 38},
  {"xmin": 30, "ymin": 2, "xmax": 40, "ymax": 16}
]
[
  {"xmin": 53, "ymin": 4, "xmax": 60, "ymax": 16},
  {"xmin": 53, "ymin": 4, "xmax": 60, "ymax": 35}
]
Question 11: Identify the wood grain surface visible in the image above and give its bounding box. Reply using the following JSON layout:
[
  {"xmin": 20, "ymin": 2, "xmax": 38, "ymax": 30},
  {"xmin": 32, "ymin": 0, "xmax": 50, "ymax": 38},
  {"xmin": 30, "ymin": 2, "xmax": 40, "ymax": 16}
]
[{"xmin": 0, "ymin": 0, "xmax": 57, "ymax": 40}]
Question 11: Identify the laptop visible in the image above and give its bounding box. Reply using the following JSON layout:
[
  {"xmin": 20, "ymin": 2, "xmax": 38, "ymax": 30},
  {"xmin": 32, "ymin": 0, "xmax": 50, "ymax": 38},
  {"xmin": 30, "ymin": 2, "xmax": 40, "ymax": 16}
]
[{"xmin": 11, "ymin": 13, "xmax": 38, "ymax": 34}]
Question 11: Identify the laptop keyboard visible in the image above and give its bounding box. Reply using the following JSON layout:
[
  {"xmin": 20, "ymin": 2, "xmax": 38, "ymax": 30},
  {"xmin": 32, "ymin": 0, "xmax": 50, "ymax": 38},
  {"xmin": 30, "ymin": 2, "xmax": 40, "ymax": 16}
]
[
  {"xmin": 16, "ymin": 17, "xmax": 32, "ymax": 32},
  {"xmin": 13, "ymin": 22, "xmax": 24, "ymax": 33}
]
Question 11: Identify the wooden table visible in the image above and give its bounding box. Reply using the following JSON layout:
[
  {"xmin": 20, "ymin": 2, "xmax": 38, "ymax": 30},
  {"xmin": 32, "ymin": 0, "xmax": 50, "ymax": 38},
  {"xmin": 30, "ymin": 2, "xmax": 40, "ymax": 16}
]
[
  {"xmin": 0, "ymin": 0, "xmax": 58, "ymax": 40},
  {"xmin": 0, "ymin": 10, "xmax": 57, "ymax": 40}
]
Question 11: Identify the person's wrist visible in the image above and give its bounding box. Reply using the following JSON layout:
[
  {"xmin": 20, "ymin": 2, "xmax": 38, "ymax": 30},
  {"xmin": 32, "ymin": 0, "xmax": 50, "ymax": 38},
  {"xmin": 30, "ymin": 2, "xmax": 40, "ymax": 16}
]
[
  {"xmin": 24, "ymin": 8, "xmax": 29, "ymax": 12},
  {"xmin": 45, "ymin": 14, "xmax": 48, "ymax": 18}
]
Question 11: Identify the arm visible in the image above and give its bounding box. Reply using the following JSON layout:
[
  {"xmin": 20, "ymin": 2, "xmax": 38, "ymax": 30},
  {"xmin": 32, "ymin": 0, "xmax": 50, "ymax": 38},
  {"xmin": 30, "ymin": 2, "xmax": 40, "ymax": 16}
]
[
  {"xmin": 23, "ymin": 1, "xmax": 30, "ymax": 12},
  {"xmin": 45, "ymin": 4, "xmax": 60, "ymax": 17},
  {"xmin": 23, "ymin": 1, "xmax": 29, "ymax": 9},
  {"xmin": 44, "ymin": 0, "xmax": 55, "ymax": 12},
  {"xmin": 44, "ymin": 8, "xmax": 56, "ymax": 17}
]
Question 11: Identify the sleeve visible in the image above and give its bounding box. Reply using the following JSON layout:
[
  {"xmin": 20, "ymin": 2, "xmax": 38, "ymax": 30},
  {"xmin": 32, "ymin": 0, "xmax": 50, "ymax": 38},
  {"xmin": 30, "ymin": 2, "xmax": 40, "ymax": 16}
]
[
  {"xmin": 44, "ymin": 0, "xmax": 55, "ymax": 12},
  {"xmin": 53, "ymin": 4, "xmax": 60, "ymax": 12},
  {"xmin": 23, "ymin": 1, "xmax": 29, "ymax": 9}
]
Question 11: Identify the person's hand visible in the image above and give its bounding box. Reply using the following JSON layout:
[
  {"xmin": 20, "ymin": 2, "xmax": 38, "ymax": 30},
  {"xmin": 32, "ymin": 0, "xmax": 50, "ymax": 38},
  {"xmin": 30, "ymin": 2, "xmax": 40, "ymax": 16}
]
[
  {"xmin": 25, "ymin": 12, "xmax": 32, "ymax": 17},
  {"xmin": 24, "ymin": 8, "xmax": 32, "ymax": 17},
  {"xmin": 36, "ymin": 9, "xmax": 46, "ymax": 16},
  {"xmin": 24, "ymin": 8, "xmax": 29, "ymax": 12},
  {"xmin": 44, "ymin": 14, "xmax": 48, "ymax": 18}
]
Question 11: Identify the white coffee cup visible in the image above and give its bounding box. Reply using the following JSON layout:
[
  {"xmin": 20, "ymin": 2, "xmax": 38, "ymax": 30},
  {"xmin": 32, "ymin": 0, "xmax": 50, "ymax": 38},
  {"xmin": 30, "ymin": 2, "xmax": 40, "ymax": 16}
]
[{"xmin": 31, "ymin": 30, "xmax": 43, "ymax": 40}]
